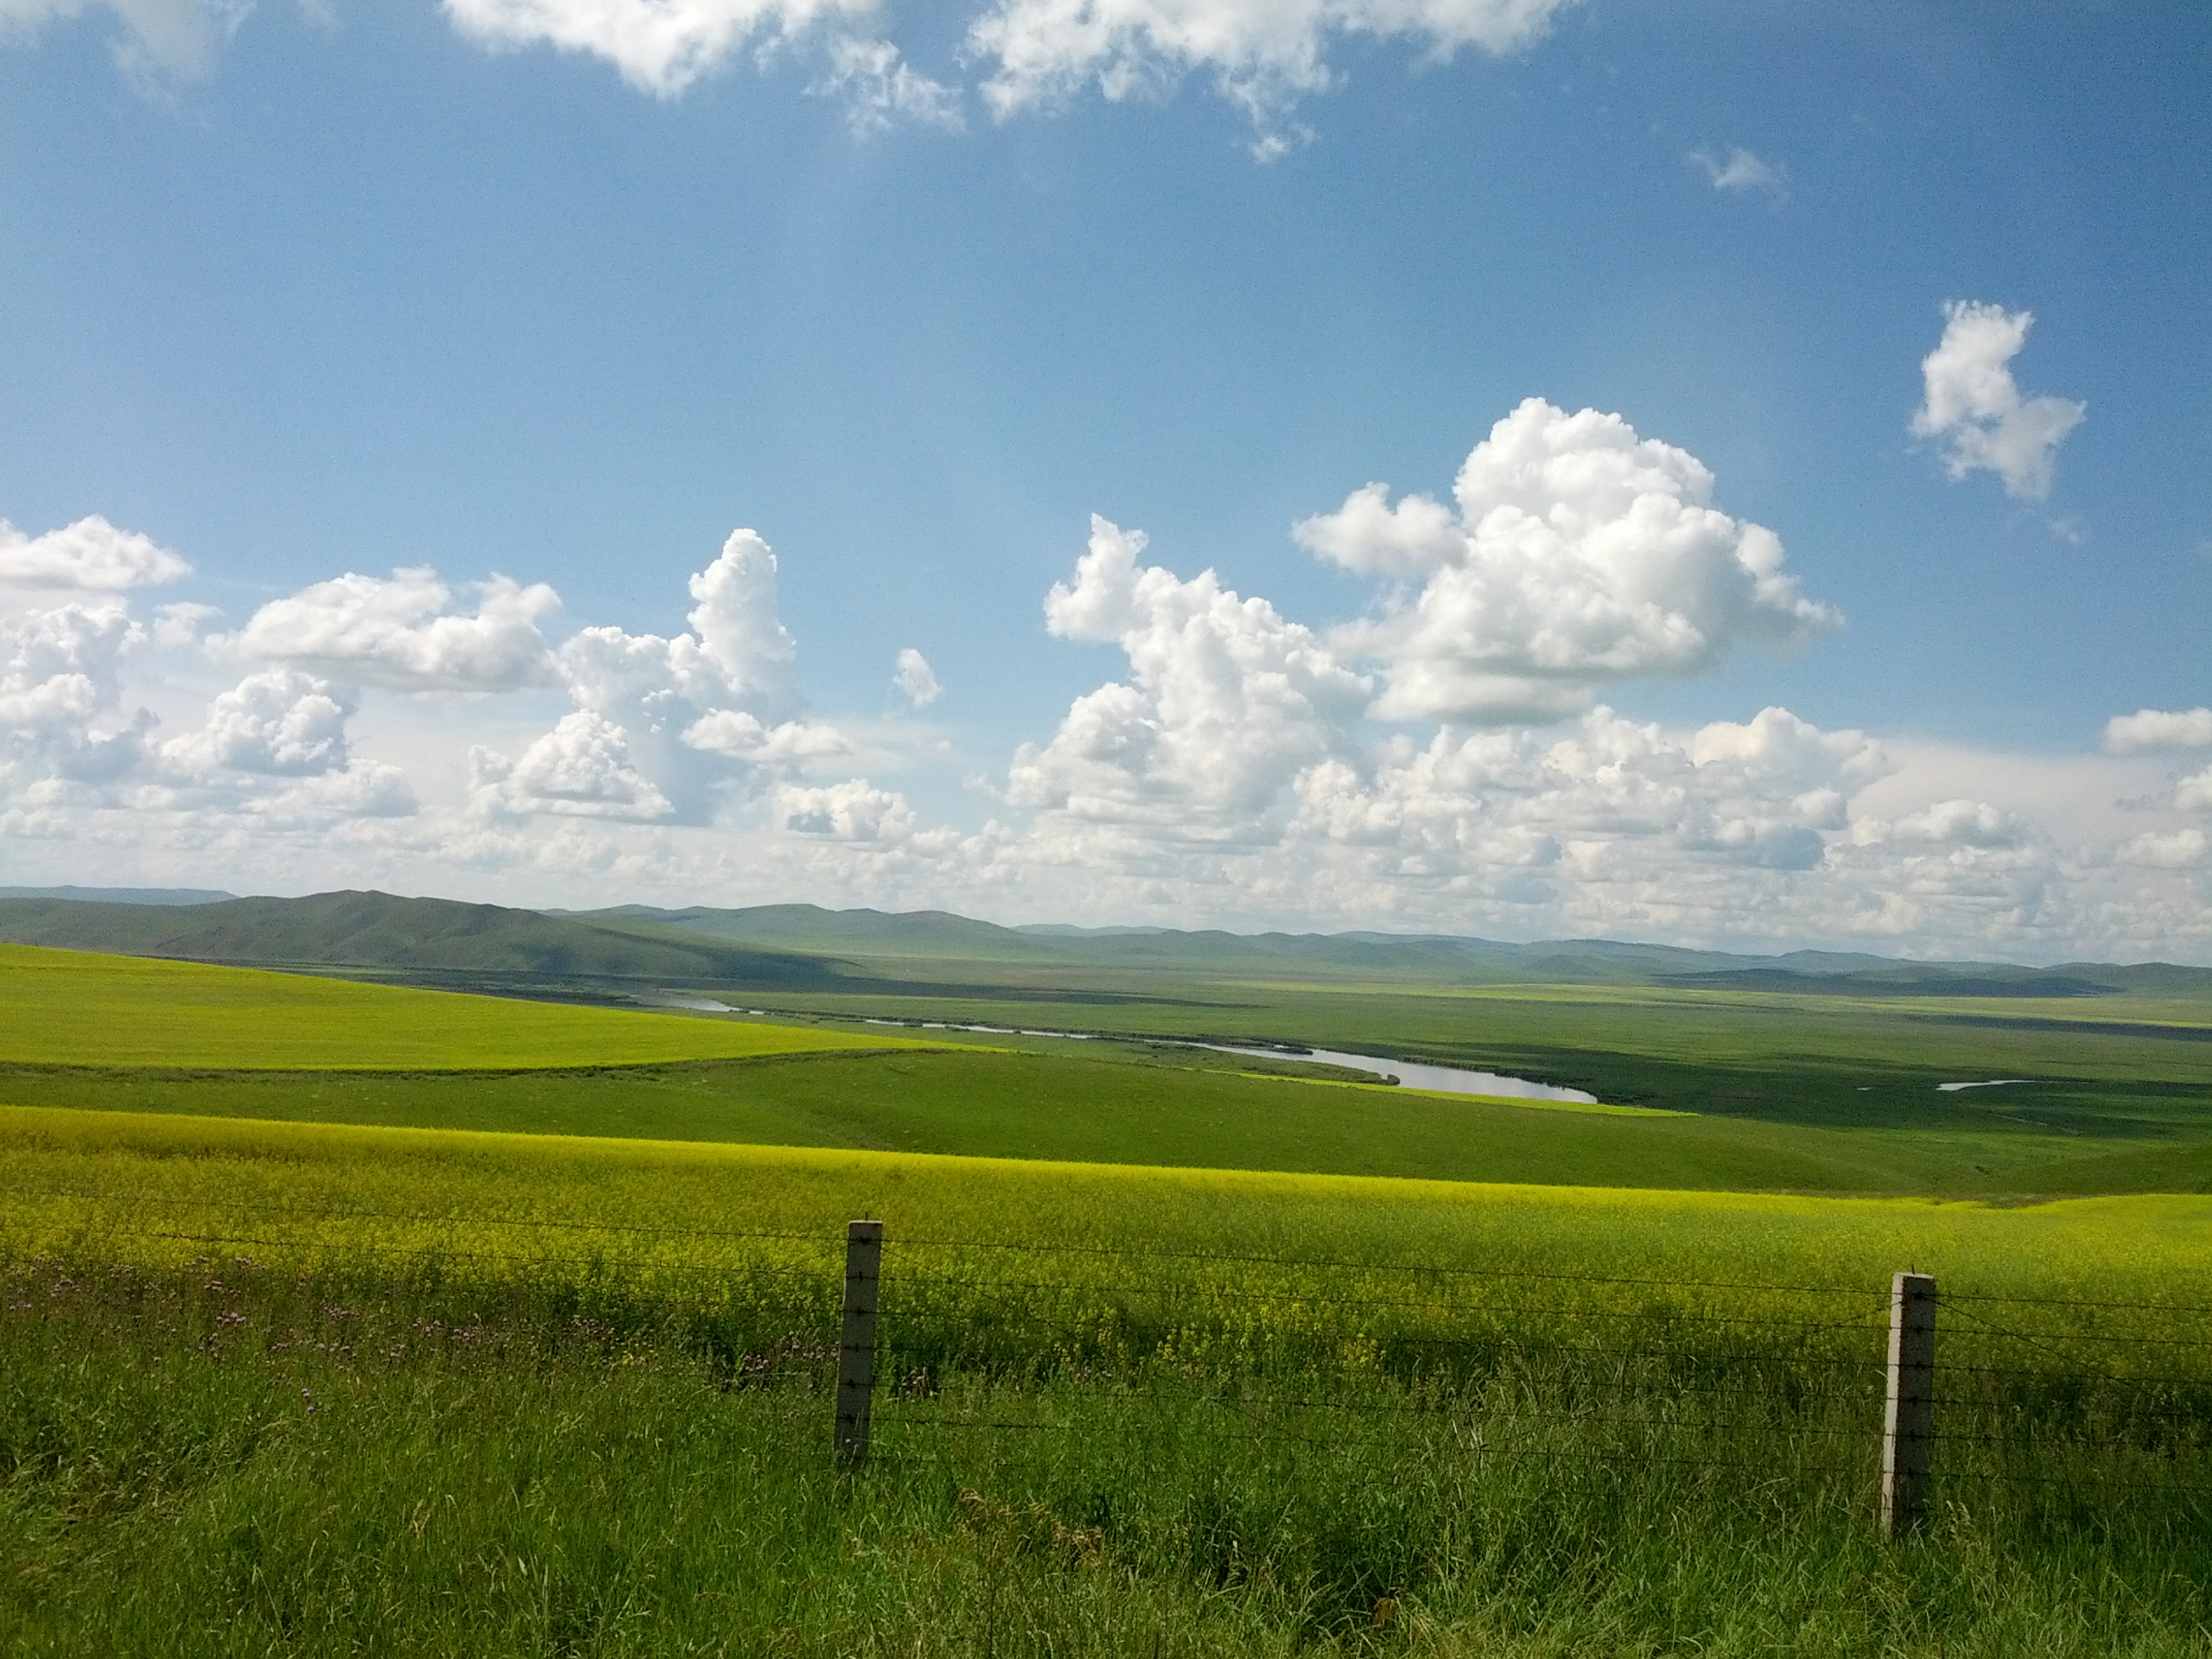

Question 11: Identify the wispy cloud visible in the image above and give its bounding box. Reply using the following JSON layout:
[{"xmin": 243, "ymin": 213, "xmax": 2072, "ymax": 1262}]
[
  {"xmin": 0, "ymin": 0, "xmax": 249, "ymax": 89},
  {"xmin": 1688, "ymin": 145, "xmax": 1788, "ymax": 202},
  {"xmin": 811, "ymin": 36, "xmax": 963, "ymax": 134}
]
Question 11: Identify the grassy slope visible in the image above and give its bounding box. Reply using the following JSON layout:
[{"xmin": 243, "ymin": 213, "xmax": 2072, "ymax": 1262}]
[
  {"xmin": 0, "ymin": 892, "xmax": 844, "ymax": 985},
  {"xmin": 16, "ymin": 1046, "xmax": 2203, "ymax": 1195},
  {"xmin": 6, "ymin": 941, "xmax": 2212, "ymax": 1195},
  {"xmin": 9, "ymin": 1103, "xmax": 2212, "ymax": 1299},
  {"xmin": 10, "ymin": 1114, "xmax": 2212, "ymax": 1658},
  {"xmin": 0, "ymin": 944, "xmax": 917, "ymax": 1069},
  {"xmin": 0, "ymin": 1051, "xmax": 1937, "ymax": 1193}
]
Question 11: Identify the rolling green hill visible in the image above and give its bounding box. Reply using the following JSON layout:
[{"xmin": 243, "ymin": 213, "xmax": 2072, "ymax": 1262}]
[
  {"xmin": 575, "ymin": 900, "xmax": 2212, "ymax": 997},
  {"xmin": 0, "ymin": 942, "xmax": 922, "ymax": 1069},
  {"xmin": 0, "ymin": 891, "xmax": 846, "ymax": 988},
  {"xmin": 13, "ymin": 887, "xmax": 2210, "ymax": 1000},
  {"xmin": 3, "ymin": 939, "xmax": 2209, "ymax": 1196}
]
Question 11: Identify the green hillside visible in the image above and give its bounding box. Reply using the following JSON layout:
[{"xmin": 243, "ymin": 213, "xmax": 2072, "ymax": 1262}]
[
  {"xmin": 582, "ymin": 899, "xmax": 2212, "ymax": 996},
  {"xmin": 0, "ymin": 943, "xmax": 918, "ymax": 1070},
  {"xmin": 5, "ymin": 940, "xmax": 2210, "ymax": 1196},
  {"xmin": 0, "ymin": 890, "xmax": 846, "ymax": 987},
  {"xmin": 14, "ymin": 888, "xmax": 2211, "ymax": 1000}
]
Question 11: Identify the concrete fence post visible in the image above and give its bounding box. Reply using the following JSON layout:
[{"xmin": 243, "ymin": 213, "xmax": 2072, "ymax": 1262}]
[
  {"xmin": 1881, "ymin": 1271, "xmax": 1937, "ymax": 1537},
  {"xmin": 836, "ymin": 1220, "xmax": 883, "ymax": 1467}
]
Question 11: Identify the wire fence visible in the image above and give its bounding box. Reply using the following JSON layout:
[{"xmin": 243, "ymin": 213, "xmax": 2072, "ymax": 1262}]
[{"xmin": 9, "ymin": 1196, "xmax": 2212, "ymax": 1531}]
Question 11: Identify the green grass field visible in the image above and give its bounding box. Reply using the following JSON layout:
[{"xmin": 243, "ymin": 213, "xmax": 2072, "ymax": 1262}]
[
  {"xmin": 7, "ymin": 1104, "xmax": 2212, "ymax": 1656},
  {"xmin": 7, "ymin": 941, "xmax": 2211, "ymax": 1196},
  {"xmin": 8, "ymin": 943, "xmax": 2212, "ymax": 1653},
  {"xmin": 12, "ymin": 1101, "xmax": 2212, "ymax": 1308},
  {"xmin": 0, "ymin": 943, "xmax": 918, "ymax": 1069}
]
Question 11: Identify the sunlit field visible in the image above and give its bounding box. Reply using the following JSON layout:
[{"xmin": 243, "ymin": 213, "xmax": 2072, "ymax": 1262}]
[
  {"xmin": 0, "ymin": 942, "xmax": 918, "ymax": 1069},
  {"xmin": 7, "ymin": 945, "xmax": 2212, "ymax": 1654},
  {"xmin": 7, "ymin": 1105, "xmax": 2212, "ymax": 1656}
]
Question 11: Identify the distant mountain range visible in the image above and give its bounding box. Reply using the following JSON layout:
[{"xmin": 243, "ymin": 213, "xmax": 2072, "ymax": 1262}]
[
  {"xmin": 0, "ymin": 891, "xmax": 836, "ymax": 991},
  {"xmin": 0, "ymin": 885, "xmax": 237, "ymax": 906},
  {"xmin": 2, "ymin": 886, "xmax": 2203, "ymax": 999}
]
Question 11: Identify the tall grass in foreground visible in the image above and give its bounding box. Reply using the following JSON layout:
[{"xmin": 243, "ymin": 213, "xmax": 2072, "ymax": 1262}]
[{"xmin": 4, "ymin": 1254, "xmax": 2209, "ymax": 1657}]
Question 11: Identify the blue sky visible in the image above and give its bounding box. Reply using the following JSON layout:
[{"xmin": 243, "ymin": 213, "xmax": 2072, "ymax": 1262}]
[{"xmin": 2, "ymin": 0, "xmax": 2208, "ymax": 958}]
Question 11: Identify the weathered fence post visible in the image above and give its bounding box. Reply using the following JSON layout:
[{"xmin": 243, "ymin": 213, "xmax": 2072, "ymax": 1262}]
[
  {"xmin": 1881, "ymin": 1271, "xmax": 1937, "ymax": 1537},
  {"xmin": 836, "ymin": 1220, "xmax": 883, "ymax": 1467}
]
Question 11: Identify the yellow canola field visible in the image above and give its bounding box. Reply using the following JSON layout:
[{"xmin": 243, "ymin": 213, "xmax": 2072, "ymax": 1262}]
[
  {"xmin": 0, "ymin": 943, "xmax": 922, "ymax": 1069},
  {"xmin": 7, "ymin": 1104, "xmax": 2210, "ymax": 1381}
]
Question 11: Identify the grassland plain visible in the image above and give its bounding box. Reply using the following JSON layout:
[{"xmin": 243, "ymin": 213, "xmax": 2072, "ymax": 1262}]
[
  {"xmin": 10, "ymin": 939, "xmax": 2212, "ymax": 1194},
  {"xmin": 17, "ymin": 1047, "xmax": 2212, "ymax": 1196},
  {"xmin": 737, "ymin": 975, "xmax": 2212, "ymax": 1126},
  {"xmin": 10, "ymin": 1104, "xmax": 2212, "ymax": 1347},
  {"xmin": 6, "ymin": 1106, "xmax": 2212, "ymax": 1656},
  {"xmin": 0, "ymin": 943, "xmax": 923, "ymax": 1069}
]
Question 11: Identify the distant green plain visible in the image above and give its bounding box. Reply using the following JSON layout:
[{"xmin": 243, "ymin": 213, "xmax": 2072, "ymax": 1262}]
[
  {"xmin": 6, "ymin": 941, "xmax": 2212, "ymax": 1196},
  {"xmin": 0, "ymin": 943, "xmax": 915, "ymax": 1069}
]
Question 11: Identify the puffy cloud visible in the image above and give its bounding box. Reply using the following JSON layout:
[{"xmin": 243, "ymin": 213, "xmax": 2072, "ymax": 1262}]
[
  {"xmin": 480, "ymin": 529, "xmax": 828, "ymax": 825},
  {"xmin": 969, "ymin": 0, "xmax": 1580, "ymax": 148},
  {"xmin": 679, "ymin": 529, "xmax": 798, "ymax": 707},
  {"xmin": 284, "ymin": 762, "xmax": 418, "ymax": 819},
  {"xmin": 0, "ymin": 602, "xmax": 136, "ymax": 736},
  {"xmin": 1911, "ymin": 300, "xmax": 2085, "ymax": 501},
  {"xmin": 1688, "ymin": 145, "xmax": 1787, "ymax": 201},
  {"xmin": 2119, "ymin": 829, "xmax": 2208, "ymax": 870},
  {"xmin": 2103, "ymin": 707, "xmax": 2212, "ymax": 756},
  {"xmin": 0, "ymin": 0, "xmax": 247, "ymax": 85},
  {"xmin": 224, "ymin": 568, "xmax": 562, "ymax": 694},
  {"xmin": 560, "ymin": 531, "xmax": 797, "ymax": 719},
  {"xmin": 152, "ymin": 602, "xmax": 219, "ymax": 648},
  {"xmin": 441, "ymin": 0, "xmax": 867, "ymax": 96},
  {"xmin": 1302, "ymin": 399, "xmax": 1838, "ymax": 724},
  {"xmin": 2176, "ymin": 767, "xmax": 2212, "ymax": 814},
  {"xmin": 0, "ymin": 515, "xmax": 189, "ymax": 591},
  {"xmin": 1008, "ymin": 516, "xmax": 1371, "ymax": 833},
  {"xmin": 775, "ymin": 778, "xmax": 916, "ymax": 841},
  {"xmin": 160, "ymin": 669, "xmax": 351, "ymax": 777},
  {"xmin": 0, "ymin": 569, "xmax": 438, "ymax": 827},
  {"xmin": 682, "ymin": 709, "xmax": 850, "ymax": 762},
  {"xmin": 0, "ymin": 601, "xmax": 153, "ymax": 783},
  {"xmin": 1289, "ymin": 706, "xmax": 1881, "ymax": 885},
  {"xmin": 1871, "ymin": 798, "xmax": 2029, "ymax": 850},
  {"xmin": 812, "ymin": 36, "xmax": 963, "ymax": 133},
  {"xmin": 472, "ymin": 711, "xmax": 675, "ymax": 820},
  {"xmin": 891, "ymin": 646, "xmax": 943, "ymax": 708}
]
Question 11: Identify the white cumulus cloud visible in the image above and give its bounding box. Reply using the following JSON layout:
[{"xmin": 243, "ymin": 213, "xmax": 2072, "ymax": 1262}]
[
  {"xmin": 160, "ymin": 668, "xmax": 352, "ymax": 777},
  {"xmin": 0, "ymin": 515, "xmax": 190, "ymax": 591},
  {"xmin": 0, "ymin": 601, "xmax": 153, "ymax": 783},
  {"xmin": 224, "ymin": 568, "xmax": 562, "ymax": 694},
  {"xmin": 1911, "ymin": 300, "xmax": 2086, "ymax": 502},
  {"xmin": 891, "ymin": 646, "xmax": 943, "ymax": 708},
  {"xmin": 683, "ymin": 708, "xmax": 851, "ymax": 762},
  {"xmin": 969, "ymin": 0, "xmax": 1580, "ymax": 148},
  {"xmin": 776, "ymin": 777, "xmax": 915, "ymax": 841},
  {"xmin": 472, "ymin": 711, "xmax": 675, "ymax": 820},
  {"xmin": 1289, "ymin": 706, "xmax": 1882, "ymax": 886},
  {"xmin": 2119, "ymin": 828, "xmax": 2207, "ymax": 870},
  {"xmin": 442, "ymin": 0, "xmax": 868, "ymax": 96},
  {"xmin": 1872, "ymin": 797, "xmax": 2029, "ymax": 850},
  {"xmin": 483, "ymin": 529, "xmax": 830, "ymax": 825},
  {"xmin": 2102, "ymin": 707, "xmax": 2212, "ymax": 756},
  {"xmin": 1009, "ymin": 515, "xmax": 1371, "ymax": 834},
  {"xmin": 1302, "ymin": 398, "xmax": 1838, "ymax": 724}
]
